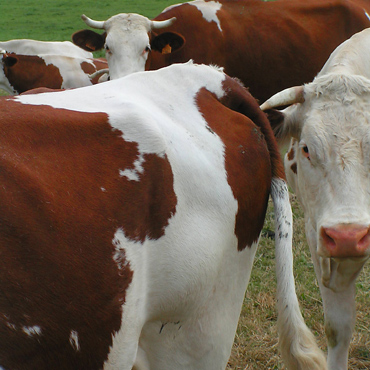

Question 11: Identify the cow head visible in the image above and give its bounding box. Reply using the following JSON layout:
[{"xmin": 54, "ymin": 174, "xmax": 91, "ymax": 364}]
[
  {"xmin": 0, "ymin": 51, "xmax": 18, "ymax": 94},
  {"xmin": 261, "ymin": 73, "xmax": 370, "ymax": 292},
  {"xmin": 72, "ymin": 13, "xmax": 185, "ymax": 79}
]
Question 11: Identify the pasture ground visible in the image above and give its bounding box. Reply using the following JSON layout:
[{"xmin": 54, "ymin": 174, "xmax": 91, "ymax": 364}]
[{"xmin": 1, "ymin": 0, "xmax": 370, "ymax": 368}]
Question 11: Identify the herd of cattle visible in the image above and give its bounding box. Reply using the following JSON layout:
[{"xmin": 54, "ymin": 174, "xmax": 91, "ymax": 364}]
[{"xmin": 1, "ymin": 0, "xmax": 370, "ymax": 369}]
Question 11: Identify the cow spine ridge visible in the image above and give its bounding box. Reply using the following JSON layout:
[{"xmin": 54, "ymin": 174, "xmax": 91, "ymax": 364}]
[{"xmin": 271, "ymin": 178, "xmax": 327, "ymax": 370}]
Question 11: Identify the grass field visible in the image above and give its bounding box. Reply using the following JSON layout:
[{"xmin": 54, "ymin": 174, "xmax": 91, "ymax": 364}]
[
  {"xmin": 1, "ymin": 0, "xmax": 183, "ymax": 42},
  {"xmin": 1, "ymin": 1, "xmax": 370, "ymax": 369}
]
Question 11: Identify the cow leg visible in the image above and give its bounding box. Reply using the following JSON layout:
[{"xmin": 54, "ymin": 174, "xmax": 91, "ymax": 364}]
[
  {"xmin": 103, "ymin": 271, "xmax": 148, "ymax": 370},
  {"xmin": 321, "ymin": 283, "xmax": 355, "ymax": 370},
  {"xmin": 104, "ymin": 318, "xmax": 143, "ymax": 370},
  {"xmin": 306, "ymin": 223, "xmax": 356, "ymax": 370},
  {"xmin": 133, "ymin": 346, "xmax": 150, "ymax": 370}
]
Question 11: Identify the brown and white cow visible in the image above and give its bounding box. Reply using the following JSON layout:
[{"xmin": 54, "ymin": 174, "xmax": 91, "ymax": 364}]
[
  {"xmin": 0, "ymin": 38, "xmax": 93, "ymax": 58},
  {"xmin": 0, "ymin": 62, "xmax": 325, "ymax": 369},
  {"xmin": 261, "ymin": 28, "xmax": 370, "ymax": 370},
  {"xmin": 0, "ymin": 51, "xmax": 108, "ymax": 94},
  {"xmin": 72, "ymin": 0, "xmax": 370, "ymax": 102}
]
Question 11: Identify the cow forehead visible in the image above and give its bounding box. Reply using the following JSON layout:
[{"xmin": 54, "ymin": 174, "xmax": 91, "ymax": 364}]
[
  {"xmin": 300, "ymin": 74, "xmax": 370, "ymax": 142},
  {"xmin": 105, "ymin": 13, "xmax": 151, "ymax": 32},
  {"xmin": 299, "ymin": 107, "xmax": 370, "ymax": 170}
]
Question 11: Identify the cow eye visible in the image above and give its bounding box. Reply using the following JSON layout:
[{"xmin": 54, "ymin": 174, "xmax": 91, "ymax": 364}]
[
  {"xmin": 145, "ymin": 45, "xmax": 151, "ymax": 53},
  {"xmin": 302, "ymin": 145, "xmax": 310, "ymax": 160},
  {"xmin": 105, "ymin": 44, "xmax": 110, "ymax": 52}
]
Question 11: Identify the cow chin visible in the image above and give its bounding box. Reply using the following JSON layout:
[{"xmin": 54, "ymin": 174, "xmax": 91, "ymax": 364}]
[{"xmin": 319, "ymin": 256, "xmax": 368, "ymax": 292}]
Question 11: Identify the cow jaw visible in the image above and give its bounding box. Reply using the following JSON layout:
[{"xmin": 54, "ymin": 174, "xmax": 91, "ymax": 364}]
[{"xmin": 319, "ymin": 256, "xmax": 368, "ymax": 292}]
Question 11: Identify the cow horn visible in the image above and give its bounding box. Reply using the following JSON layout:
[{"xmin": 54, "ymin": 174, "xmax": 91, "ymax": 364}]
[
  {"xmin": 260, "ymin": 86, "xmax": 305, "ymax": 110},
  {"xmin": 81, "ymin": 14, "xmax": 105, "ymax": 29},
  {"xmin": 150, "ymin": 17, "xmax": 177, "ymax": 30},
  {"xmin": 88, "ymin": 68, "xmax": 109, "ymax": 80}
]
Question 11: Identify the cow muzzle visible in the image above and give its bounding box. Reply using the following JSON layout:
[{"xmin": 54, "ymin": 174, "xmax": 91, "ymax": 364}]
[
  {"xmin": 320, "ymin": 223, "xmax": 370, "ymax": 258},
  {"xmin": 318, "ymin": 223, "xmax": 370, "ymax": 291}
]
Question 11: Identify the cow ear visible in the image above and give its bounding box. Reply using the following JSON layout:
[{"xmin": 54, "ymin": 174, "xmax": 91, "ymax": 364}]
[
  {"xmin": 151, "ymin": 32, "xmax": 185, "ymax": 54},
  {"xmin": 264, "ymin": 109, "xmax": 285, "ymax": 137},
  {"xmin": 3, "ymin": 55, "xmax": 18, "ymax": 68},
  {"xmin": 264, "ymin": 108, "xmax": 301, "ymax": 147},
  {"xmin": 72, "ymin": 29, "xmax": 106, "ymax": 52}
]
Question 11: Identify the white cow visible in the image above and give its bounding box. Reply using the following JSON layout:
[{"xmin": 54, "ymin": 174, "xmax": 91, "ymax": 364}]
[
  {"xmin": 261, "ymin": 28, "xmax": 370, "ymax": 370},
  {"xmin": 0, "ymin": 39, "xmax": 93, "ymax": 58}
]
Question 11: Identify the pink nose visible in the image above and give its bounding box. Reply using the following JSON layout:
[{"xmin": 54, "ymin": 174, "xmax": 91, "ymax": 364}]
[{"xmin": 321, "ymin": 224, "xmax": 370, "ymax": 258}]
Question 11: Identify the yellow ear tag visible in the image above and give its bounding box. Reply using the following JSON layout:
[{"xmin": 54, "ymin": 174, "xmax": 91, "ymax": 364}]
[{"xmin": 162, "ymin": 44, "xmax": 172, "ymax": 54}]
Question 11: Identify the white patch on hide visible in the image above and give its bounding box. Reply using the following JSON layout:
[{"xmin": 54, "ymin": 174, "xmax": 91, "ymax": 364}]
[
  {"xmin": 69, "ymin": 330, "xmax": 80, "ymax": 351},
  {"xmin": 189, "ymin": 1, "xmax": 223, "ymax": 32},
  {"xmin": 119, "ymin": 153, "xmax": 145, "ymax": 181},
  {"xmin": 22, "ymin": 325, "xmax": 42, "ymax": 337}
]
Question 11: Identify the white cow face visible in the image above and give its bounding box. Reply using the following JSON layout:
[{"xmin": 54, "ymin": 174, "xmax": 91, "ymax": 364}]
[
  {"xmin": 265, "ymin": 74, "xmax": 370, "ymax": 291},
  {"xmin": 103, "ymin": 14, "xmax": 152, "ymax": 79}
]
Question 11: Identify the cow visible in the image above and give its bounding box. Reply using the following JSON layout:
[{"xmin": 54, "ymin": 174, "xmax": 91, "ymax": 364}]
[
  {"xmin": 0, "ymin": 51, "xmax": 108, "ymax": 95},
  {"xmin": 260, "ymin": 27, "xmax": 370, "ymax": 370},
  {"xmin": 0, "ymin": 62, "xmax": 326, "ymax": 370},
  {"xmin": 0, "ymin": 38, "xmax": 93, "ymax": 58},
  {"xmin": 71, "ymin": 0, "xmax": 370, "ymax": 102}
]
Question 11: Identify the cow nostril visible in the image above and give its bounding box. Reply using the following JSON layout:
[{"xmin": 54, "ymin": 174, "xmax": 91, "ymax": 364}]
[
  {"xmin": 358, "ymin": 228, "xmax": 370, "ymax": 253},
  {"xmin": 321, "ymin": 228, "xmax": 336, "ymax": 252}
]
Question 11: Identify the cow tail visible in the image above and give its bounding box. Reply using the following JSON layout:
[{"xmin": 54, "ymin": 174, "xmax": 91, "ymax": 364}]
[{"xmin": 271, "ymin": 177, "xmax": 327, "ymax": 370}]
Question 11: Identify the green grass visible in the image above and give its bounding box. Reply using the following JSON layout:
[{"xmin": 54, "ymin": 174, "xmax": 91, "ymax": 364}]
[{"xmin": 1, "ymin": 0, "xmax": 183, "ymax": 42}]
